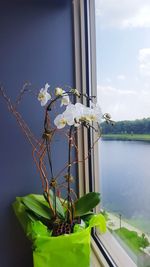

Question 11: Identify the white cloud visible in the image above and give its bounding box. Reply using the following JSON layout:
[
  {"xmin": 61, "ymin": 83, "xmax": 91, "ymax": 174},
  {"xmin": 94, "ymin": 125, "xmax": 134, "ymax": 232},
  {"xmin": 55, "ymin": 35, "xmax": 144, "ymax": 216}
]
[
  {"xmin": 138, "ymin": 48, "xmax": 150, "ymax": 77},
  {"xmin": 97, "ymin": 85, "xmax": 150, "ymax": 121},
  {"xmin": 117, "ymin": 74, "xmax": 126, "ymax": 80},
  {"xmin": 122, "ymin": 6, "xmax": 150, "ymax": 28},
  {"xmin": 96, "ymin": 0, "xmax": 150, "ymax": 28}
]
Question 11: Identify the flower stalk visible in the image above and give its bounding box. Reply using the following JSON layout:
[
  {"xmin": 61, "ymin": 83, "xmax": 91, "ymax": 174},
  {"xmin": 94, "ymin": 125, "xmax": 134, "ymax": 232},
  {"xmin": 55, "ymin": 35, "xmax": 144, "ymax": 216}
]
[
  {"xmin": 0, "ymin": 83, "xmax": 111, "ymax": 235},
  {"xmin": 67, "ymin": 126, "xmax": 74, "ymax": 223}
]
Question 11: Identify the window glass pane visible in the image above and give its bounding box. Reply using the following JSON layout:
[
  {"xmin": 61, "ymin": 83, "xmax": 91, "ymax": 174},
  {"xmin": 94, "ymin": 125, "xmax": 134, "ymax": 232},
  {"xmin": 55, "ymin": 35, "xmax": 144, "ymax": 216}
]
[{"xmin": 95, "ymin": 1, "xmax": 150, "ymax": 266}]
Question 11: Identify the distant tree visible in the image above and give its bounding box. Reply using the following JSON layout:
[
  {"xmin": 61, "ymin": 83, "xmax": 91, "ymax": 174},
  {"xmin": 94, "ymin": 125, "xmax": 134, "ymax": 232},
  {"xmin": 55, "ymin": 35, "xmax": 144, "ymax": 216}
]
[
  {"xmin": 140, "ymin": 233, "xmax": 149, "ymax": 248},
  {"xmin": 101, "ymin": 118, "xmax": 150, "ymax": 135}
]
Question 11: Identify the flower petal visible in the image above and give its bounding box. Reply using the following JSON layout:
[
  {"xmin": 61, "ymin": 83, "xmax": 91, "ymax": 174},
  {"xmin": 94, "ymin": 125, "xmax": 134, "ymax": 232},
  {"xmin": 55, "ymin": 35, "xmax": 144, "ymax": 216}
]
[
  {"xmin": 44, "ymin": 83, "xmax": 50, "ymax": 91},
  {"xmin": 60, "ymin": 94, "xmax": 70, "ymax": 106},
  {"xmin": 54, "ymin": 114, "xmax": 67, "ymax": 129}
]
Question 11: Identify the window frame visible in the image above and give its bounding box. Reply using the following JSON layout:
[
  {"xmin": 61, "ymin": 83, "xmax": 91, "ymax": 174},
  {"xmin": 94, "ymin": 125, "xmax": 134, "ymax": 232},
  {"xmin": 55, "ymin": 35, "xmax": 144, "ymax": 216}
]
[
  {"xmin": 73, "ymin": 1, "xmax": 138, "ymax": 267},
  {"xmin": 73, "ymin": 0, "xmax": 111, "ymax": 265}
]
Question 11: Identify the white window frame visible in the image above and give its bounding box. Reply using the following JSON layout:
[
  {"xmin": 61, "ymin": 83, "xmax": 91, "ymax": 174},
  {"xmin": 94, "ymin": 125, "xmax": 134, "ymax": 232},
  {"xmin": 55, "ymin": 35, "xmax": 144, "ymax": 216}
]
[{"xmin": 73, "ymin": 1, "xmax": 138, "ymax": 267}]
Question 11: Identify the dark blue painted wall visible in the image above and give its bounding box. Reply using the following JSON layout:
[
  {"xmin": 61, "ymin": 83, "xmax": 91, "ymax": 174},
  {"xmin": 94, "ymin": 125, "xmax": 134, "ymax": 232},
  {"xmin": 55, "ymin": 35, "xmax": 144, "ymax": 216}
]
[{"xmin": 0, "ymin": 0, "xmax": 75, "ymax": 266}]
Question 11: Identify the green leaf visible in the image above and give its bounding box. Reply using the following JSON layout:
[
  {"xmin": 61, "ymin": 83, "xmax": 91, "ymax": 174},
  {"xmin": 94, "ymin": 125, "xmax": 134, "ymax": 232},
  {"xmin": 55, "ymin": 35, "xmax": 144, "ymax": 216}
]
[
  {"xmin": 49, "ymin": 190, "xmax": 65, "ymax": 219},
  {"xmin": 26, "ymin": 210, "xmax": 40, "ymax": 222},
  {"xmin": 74, "ymin": 192, "xmax": 101, "ymax": 217},
  {"xmin": 22, "ymin": 194, "xmax": 52, "ymax": 220}
]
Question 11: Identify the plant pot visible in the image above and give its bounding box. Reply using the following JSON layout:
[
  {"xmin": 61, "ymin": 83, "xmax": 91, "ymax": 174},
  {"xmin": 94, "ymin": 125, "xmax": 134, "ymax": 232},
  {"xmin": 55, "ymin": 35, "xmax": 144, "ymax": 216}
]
[
  {"xmin": 33, "ymin": 227, "xmax": 91, "ymax": 267},
  {"xmin": 13, "ymin": 195, "xmax": 106, "ymax": 267}
]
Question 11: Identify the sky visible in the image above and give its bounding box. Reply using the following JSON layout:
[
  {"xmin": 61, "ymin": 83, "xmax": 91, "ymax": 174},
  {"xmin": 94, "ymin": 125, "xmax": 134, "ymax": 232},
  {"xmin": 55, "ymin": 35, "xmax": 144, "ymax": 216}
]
[{"xmin": 95, "ymin": 0, "xmax": 150, "ymax": 121}]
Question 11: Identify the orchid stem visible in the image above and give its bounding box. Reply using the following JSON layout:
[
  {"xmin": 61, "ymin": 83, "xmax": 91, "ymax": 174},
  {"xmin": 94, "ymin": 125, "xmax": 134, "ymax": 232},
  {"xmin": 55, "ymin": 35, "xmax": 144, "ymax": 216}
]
[{"xmin": 67, "ymin": 126, "xmax": 74, "ymax": 223}]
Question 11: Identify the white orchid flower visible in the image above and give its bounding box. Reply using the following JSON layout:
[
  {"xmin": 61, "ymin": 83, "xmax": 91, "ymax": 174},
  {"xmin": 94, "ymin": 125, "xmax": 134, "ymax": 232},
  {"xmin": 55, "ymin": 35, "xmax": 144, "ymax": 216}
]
[
  {"xmin": 82, "ymin": 103, "xmax": 102, "ymax": 123},
  {"xmin": 75, "ymin": 103, "xmax": 86, "ymax": 110},
  {"xmin": 74, "ymin": 103, "xmax": 85, "ymax": 119},
  {"xmin": 60, "ymin": 92, "xmax": 70, "ymax": 107},
  {"xmin": 74, "ymin": 103, "xmax": 102, "ymax": 123},
  {"xmin": 83, "ymin": 107, "xmax": 94, "ymax": 122},
  {"xmin": 54, "ymin": 88, "xmax": 70, "ymax": 106},
  {"xmin": 54, "ymin": 104, "xmax": 80, "ymax": 128},
  {"xmin": 38, "ymin": 83, "xmax": 51, "ymax": 106},
  {"xmin": 54, "ymin": 114, "xmax": 67, "ymax": 129},
  {"xmin": 64, "ymin": 103, "xmax": 84, "ymax": 126},
  {"xmin": 63, "ymin": 104, "xmax": 77, "ymax": 126},
  {"xmin": 55, "ymin": 87, "xmax": 64, "ymax": 96},
  {"xmin": 54, "ymin": 102, "xmax": 102, "ymax": 129},
  {"xmin": 74, "ymin": 103, "xmax": 90, "ymax": 122},
  {"xmin": 91, "ymin": 103, "xmax": 102, "ymax": 123}
]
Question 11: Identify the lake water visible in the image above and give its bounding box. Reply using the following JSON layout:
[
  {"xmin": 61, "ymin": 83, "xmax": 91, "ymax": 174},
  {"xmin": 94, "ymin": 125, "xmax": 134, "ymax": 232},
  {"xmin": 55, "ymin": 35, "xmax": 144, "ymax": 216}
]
[{"xmin": 99, "ymin": 140, "xmax": 150, "ymax": 234}]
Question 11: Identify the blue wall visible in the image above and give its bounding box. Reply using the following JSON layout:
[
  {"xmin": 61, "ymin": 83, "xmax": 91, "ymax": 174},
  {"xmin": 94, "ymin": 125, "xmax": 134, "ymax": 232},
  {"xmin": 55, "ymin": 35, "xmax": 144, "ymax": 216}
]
[{"xmin": 0, "ymin": 0, "xmax": 75, "ymax": 266}]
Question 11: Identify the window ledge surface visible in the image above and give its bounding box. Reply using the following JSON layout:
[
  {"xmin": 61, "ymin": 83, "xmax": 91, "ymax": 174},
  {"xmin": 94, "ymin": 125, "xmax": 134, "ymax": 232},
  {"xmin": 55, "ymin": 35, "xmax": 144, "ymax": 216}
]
[{"xmin": 97, "ymin": 231, "xmax": 137, "ymax": 267}]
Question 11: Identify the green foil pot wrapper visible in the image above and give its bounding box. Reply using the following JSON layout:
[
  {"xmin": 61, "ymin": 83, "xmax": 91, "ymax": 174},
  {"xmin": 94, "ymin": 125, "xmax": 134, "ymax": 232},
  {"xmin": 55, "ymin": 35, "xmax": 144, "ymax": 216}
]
[
  {"xmin": 12, "ymin": 195, "xmax": 106, "ymax": 267},
  {"xmin": 33, "ymin": 227, "xmax": 91, "ymax": 267}
]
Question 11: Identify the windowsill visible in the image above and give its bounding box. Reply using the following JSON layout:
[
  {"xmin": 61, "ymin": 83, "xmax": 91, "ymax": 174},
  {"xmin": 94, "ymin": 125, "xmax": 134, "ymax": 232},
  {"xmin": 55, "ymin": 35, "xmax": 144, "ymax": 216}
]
[
  {"xmin": 92, "ymin": 231, "xmax": 137, "ymax": 267},
  {"xmin": 91, "ymin": 237, "xmax": 110, "ymax": 267}
]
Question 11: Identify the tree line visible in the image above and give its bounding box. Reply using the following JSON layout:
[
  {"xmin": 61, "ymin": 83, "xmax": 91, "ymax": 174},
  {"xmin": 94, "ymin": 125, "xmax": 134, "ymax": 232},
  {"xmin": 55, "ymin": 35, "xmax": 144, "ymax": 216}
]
[{"xmin": 101, "ymin": 118, "xmax": 150, "ymax": 134}]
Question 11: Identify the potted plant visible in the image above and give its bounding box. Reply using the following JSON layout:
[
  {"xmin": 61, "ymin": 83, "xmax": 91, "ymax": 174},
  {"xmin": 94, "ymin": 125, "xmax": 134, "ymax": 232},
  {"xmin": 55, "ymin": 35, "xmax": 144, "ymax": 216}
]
[{"xmin": 0, "ymin": 83, "xmax": 111, "ymax": 267}]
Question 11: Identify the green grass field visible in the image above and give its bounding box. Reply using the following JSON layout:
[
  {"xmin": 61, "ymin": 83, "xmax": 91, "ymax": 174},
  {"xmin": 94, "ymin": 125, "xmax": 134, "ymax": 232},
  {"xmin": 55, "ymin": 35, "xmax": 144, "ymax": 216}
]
[
  {"xmin": 115, "ymin": 227, "xmax": 149, "ymax": 254},
  {"xmin": 102, "ymin": 134, "xmax": 150, "ymax": 141}
]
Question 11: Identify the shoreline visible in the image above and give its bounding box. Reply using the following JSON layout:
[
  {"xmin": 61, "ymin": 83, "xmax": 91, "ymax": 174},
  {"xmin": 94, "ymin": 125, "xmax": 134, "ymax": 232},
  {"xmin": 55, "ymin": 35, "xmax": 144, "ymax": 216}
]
[{"xmin": 102, "ymin": 134, "xmax": 150, "ymax": 142}]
